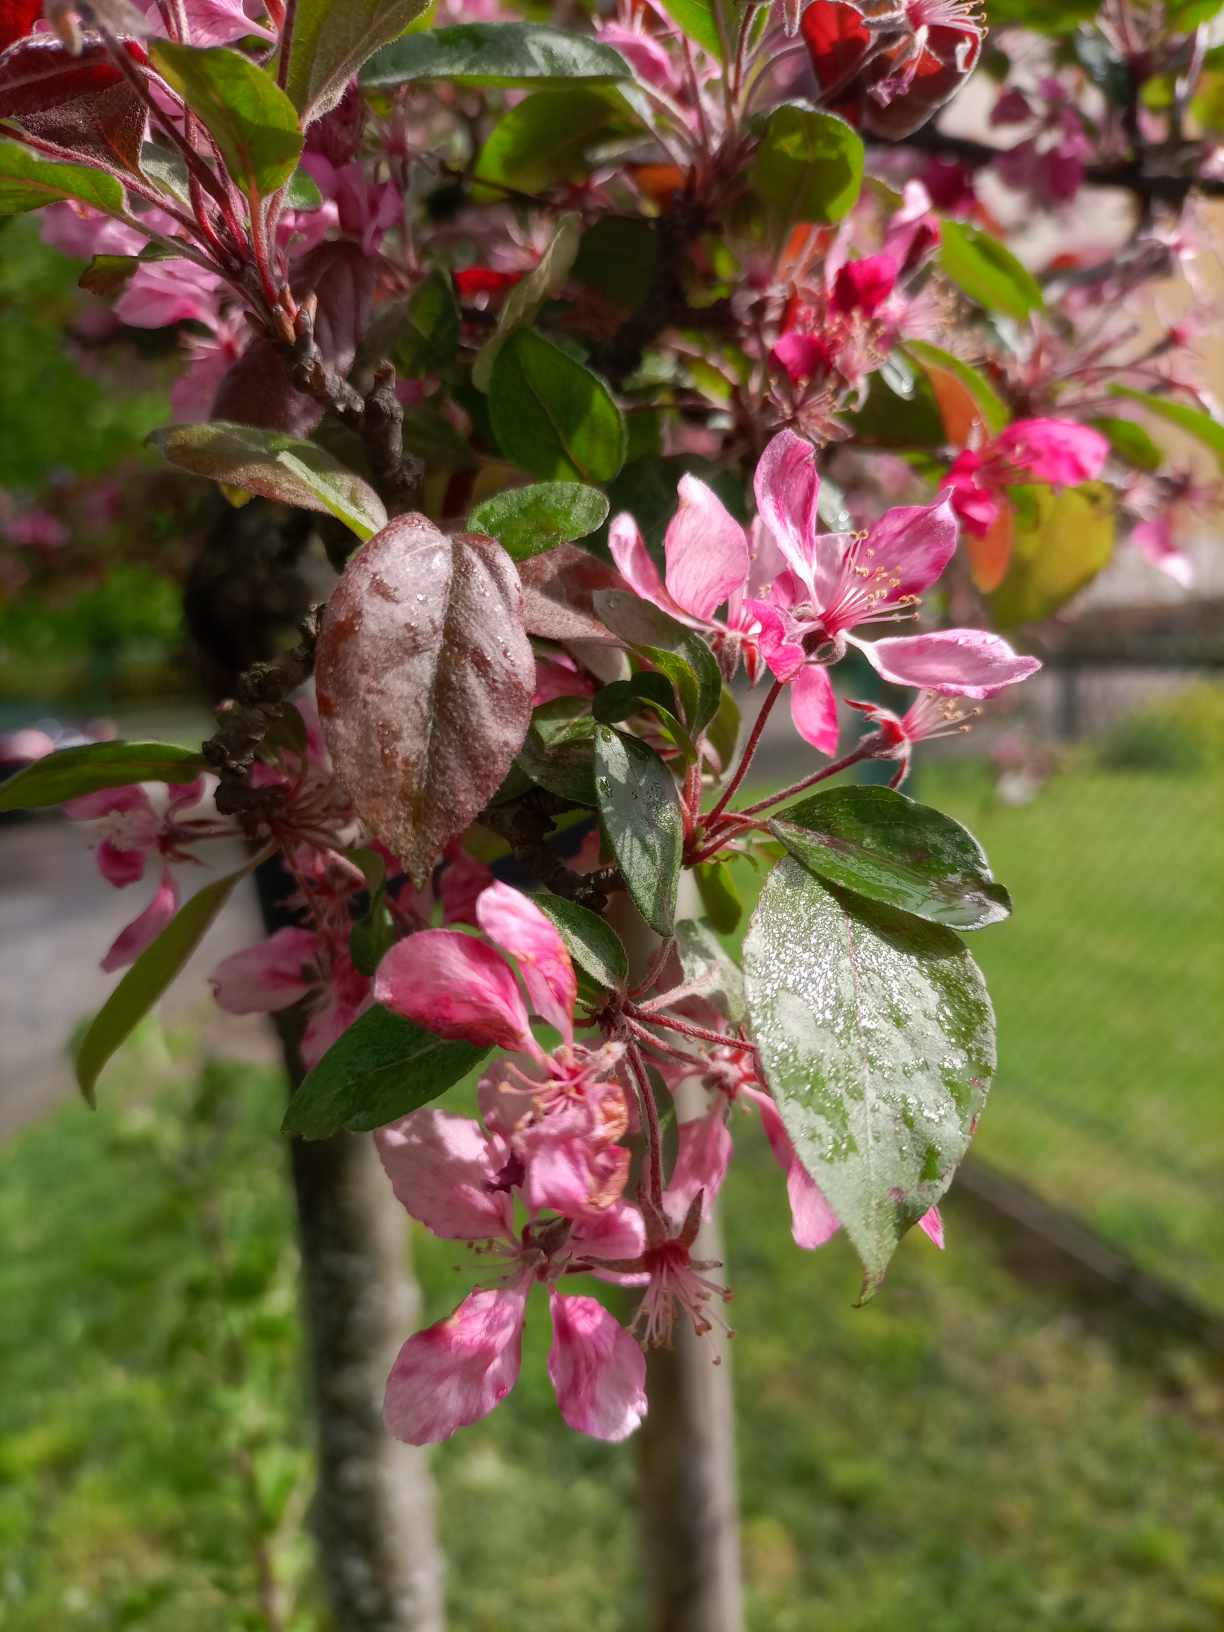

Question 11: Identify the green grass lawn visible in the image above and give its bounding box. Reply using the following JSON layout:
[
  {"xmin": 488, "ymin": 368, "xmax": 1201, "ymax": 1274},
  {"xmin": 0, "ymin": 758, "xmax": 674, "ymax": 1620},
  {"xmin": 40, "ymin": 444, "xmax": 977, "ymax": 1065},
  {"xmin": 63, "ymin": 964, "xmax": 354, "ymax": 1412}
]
[{"xmin": 3, "ymin": 1046, "xmax": 1223, "ymax": 1632}]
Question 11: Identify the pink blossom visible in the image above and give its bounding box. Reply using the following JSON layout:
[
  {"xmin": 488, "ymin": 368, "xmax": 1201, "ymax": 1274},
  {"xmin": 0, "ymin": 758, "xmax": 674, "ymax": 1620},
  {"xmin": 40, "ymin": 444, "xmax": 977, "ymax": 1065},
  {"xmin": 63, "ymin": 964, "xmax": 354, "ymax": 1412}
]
[
  {"xmin": 210, "ymin": 926, "xmax": 372, "ymax": 1068},
  {"xmin": 846, "ymin": 689, "xmax": 985, "ymax": 784},
  {"xmin": 376, "ymin": 1107, "xmax": 646, "ymax": 1443},
  {"xmin": 0, "ymin": 727, "xmax": 55, "ymax": 763},
  {"xmin": 831, "ymin": 254, "xmax": 898, "ymax": 317},
  {"xmin": 942, "ymin": 419, "xmax": 1110, "ymax": 537},
  {"xmin": 1131, "ymin": 516, "xmax": 1193, "ymax": 588},
  {"xmin": 100, "ymin": 865, "xmax": 180, "ymax": 972},
  {"xmin": 6, "ymin": 508, "xmax": 68, "ymax": 550},
  {"xmin": 116, "ymin": 261, "xmax": 226, "ymax": 330}
]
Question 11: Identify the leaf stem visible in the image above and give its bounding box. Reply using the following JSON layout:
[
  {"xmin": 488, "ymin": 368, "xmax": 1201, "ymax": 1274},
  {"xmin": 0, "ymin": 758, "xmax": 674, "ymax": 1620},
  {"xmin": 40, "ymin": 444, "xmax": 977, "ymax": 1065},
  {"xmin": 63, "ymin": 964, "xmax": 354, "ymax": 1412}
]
[
  {"xmin": 701, "ymin": 678, "xmax": 782, "ymax": 830},
  {"xmin": 624, "ymin": 1036, "xmax": 666, "ymax": 1209}
]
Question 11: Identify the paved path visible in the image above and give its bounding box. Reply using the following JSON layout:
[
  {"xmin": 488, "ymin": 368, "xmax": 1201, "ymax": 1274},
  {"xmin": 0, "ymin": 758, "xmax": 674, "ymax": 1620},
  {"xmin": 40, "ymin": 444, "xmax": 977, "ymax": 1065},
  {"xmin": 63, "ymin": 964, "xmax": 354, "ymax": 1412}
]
[{"xmin": 0, "ymin": 815, "xmax": 276, "ymax": 1139}]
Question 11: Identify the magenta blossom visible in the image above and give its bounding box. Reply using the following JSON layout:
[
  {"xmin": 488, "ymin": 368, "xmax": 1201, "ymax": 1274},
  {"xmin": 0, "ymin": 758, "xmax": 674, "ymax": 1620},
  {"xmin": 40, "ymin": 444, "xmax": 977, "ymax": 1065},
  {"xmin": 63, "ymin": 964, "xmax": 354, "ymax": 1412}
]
[
  {"xmin": 64, "ymin": 778, "xmax": 217, "ymax": 970},
  {"xmin": 377, "ymin": 1108, "xmax": 648, "ymax": 1444},
  {"xmin": 846, "ymin": 690, "xmax": 982, "ymax": 786},
  {"xmin": 942, "ymin": 418, "xmax": 1110, "ymax": 537},
  {"xmin": 211, "ymin": 925, "xmax": 372, "ymax": 1068}
]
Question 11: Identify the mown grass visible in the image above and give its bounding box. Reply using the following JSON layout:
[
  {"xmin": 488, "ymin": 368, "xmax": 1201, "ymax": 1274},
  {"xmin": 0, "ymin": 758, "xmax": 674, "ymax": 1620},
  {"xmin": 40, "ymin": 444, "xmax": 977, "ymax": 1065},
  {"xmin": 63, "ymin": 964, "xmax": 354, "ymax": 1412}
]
[{"xmin": 3, "ymin": 1042, "xmax": 1222, "ymax": 1632}]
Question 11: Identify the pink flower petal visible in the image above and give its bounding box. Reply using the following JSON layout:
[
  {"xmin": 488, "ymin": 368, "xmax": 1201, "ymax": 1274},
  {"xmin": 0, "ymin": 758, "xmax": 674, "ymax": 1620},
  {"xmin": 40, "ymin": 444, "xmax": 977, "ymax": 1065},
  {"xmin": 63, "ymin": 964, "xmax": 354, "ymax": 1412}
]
[
  {"xmin": 96, "ymin": 838, "xmax": 150, "ymax": 888},
  {"xmin": 664, "ymin": 1110, "xmax": 733, "ymax": 1225},
  {"xmin": 383, "ymin": 1285, "xmax": 527, "ymax": 1445},
  {"xmin": 918, "ymin": 1206, "xmax": 945, "ymax": 1249},
  {"xmin": 376, "ymin": 1109, "xmax": 515, "ymax": 1240},
  {"xmin": 521, "ymin": 1128, "xmax": 630, "ymax": 1220},
  {"xmin": 745, "ymin": 1086, "xmax": 841, "ymax": 1249},
  {"xmin": 209, "ymin": 927, "xmax": 320, "ymax": 1013},
  {"xmin": 788, "ymin": 663, "xmax": 840, "ymax": 754},
  {"xmin": 100, "ymin": 865, "xmax": 179, "ymax": 972},
  {"xmin": 1133, "ymin": 518, "xmax": 1194, "ymax": 588},
  {"xmin": 663, "ymin": 475, "xmax": 750, "ymax": 620},
  {"xmin": 863, "ymin": 493, "xmax": 959, "ymax": 600},
  {"xmin": 859, "ymin": 629, "xmax": 1041, "ymax": 699},
  {"xmin": 747, "ymin": 600, "xmax": 806, "ymax": 682},
  {"xmin": 994, "ymin": 418, "xmax": 1108, "ymax": 487},
  {"xmin": 571, "ymin": 1201, "xmax": 647, "ymax": 1263},
  {"xmin": 374, "ymin": 929, "xmax": 534, "ymax": 1052},
  {"xmin": 475, "ymin": 883, "xmax": 576, "ymax": 1043},
  {"xmin": 752, "ymin": 429, "xmax": 822, "ymax": 577},
  {"xmin": 831, "ymin": 253, "xmax": 898, "ymax": 316},
  {"xmin": 547, "ymin": 1291, "xmax": 648, "ymax": 1441},
  {"xmin": 608, "ymin": 512, "xmax": 683, "ymax": 618}
]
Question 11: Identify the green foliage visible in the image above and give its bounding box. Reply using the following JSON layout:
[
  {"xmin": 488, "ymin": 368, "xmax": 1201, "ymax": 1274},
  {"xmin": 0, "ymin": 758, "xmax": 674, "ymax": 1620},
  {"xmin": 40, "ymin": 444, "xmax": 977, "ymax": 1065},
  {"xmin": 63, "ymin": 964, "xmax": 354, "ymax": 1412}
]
[
  {"xmin": 0, "ymin": 139, "xmax": 126, "ymax": 218},
  {"xmin": 0, "ymin": 740, "xmax": 206, "ymax": 814},
  {"xmin": 1109, "ymin": 385, "xmax": 1224, "ymax": 474},
  {"xmin": 383, "ymin": 269, "xmax": 461, "ymax": 378},
  {"xmin": 533, "ymin": 893, "xmax": 629, "ymax": 1002},
  {"xmin": 592, "ymin": 588, "xmax": 722, "ymax": 731},
  {"xmin": 990, "ymin": 483, "xmax": 1115, "ymax": 626},
  {"xmin": 474, "ymin": 87, "xmax": 637, "ymax": 196},
  {"xmin": 744, "ymin": 861, "xmax": 995, "ymax": 1292},
  {"xmin": 283, "ymin": 1004, "xmax": 489, "ymax": 1137},
  {"xmin": 593, "ymin": 724, "xmax": 683, "ymax": 934},
  {"xmin": 150, "ymin": 44, "xmax": 303, "ymax": 199},
  {"xmin": 362, "ymin": 23, "xmax": 632, "ymax": 88},
  {"xmin": 653, "ymin": 0, "xmax": 724, "ymax": 58},
  {"xmin": 468, "ymin": 481, "xmax": 610, "ymax": 560},
  {"xmin": 940, "ymin": 219, "xmax": 1045, "ymax": 321},
  {"xmin": 488, "ymin": 328, "xmax": 627, "ymax": 482},
  {"xmin": 279, "ymin": 0, "xmax": 433, "ymax": 119},
  {"xmin": 750, "ymin": 107, "xmax": 865, "ymax": 233}
]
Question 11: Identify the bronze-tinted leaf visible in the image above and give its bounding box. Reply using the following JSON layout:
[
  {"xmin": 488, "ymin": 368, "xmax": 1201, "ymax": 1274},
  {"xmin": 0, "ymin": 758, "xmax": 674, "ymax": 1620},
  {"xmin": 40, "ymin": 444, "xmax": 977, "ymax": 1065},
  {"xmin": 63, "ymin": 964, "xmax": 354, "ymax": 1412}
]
[
  {"xmin": 0, "ymin": 39, "xmax": 147, "ymax": 175},
  {"xmin": 516, "ymin": 541, "xmax": 622, "ymax": 642},
  {"xmin": 316, "ymin": 515, "xmax": 535, "ymax": 884}
]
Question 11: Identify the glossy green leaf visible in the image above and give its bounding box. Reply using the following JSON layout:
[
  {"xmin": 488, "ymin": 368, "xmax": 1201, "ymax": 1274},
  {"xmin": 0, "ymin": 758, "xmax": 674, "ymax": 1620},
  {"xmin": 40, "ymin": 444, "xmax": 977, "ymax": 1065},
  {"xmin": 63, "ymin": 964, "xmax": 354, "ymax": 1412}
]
[
  {"xmin": 695, "ymin": 859, "xmax": 743, "ymax": 933},
  {"xmin": 362, "ymin": 23, "xmax": 632, "ymax": 87},
  {"xmin": 387, "ymin": 270, "xmax": 461, "ymax": 378},
  {"xmin": 843, "ymin": 355, "xmax": 945, "ymax": 448},
  {"xmin": 283, "ymin": 1004, "xmax": 488, "ymax": 1138},
  {"xmin": 1108, "ymin": 385, "xmax": 1224, "ymax": 473},
  {"xmin": 676, "ymin": 918, "xmax": 746, "ymax": 1021},
  {"xmin": 770, "ymin": 786, "xmax": 1012, "ymax": 931},
  {"xmin": 469, "ymin": 482, "xmax": 609, "ymax": 560},
  {"xmin": 147, "ymin": 422, "xmax": 387, "ymax": 540},
  {"xmin": 744, "ymin": 860, "xmax": 995, "ymax": 1292},
  {"xmin": 1088, "ymin": 415, "xmax": 1163, "ymax": 472},
  {"xmin": 534, "ymin": 892, "xmax": 629, "ymax": 1002},
  {"xmin": 704, "ymin": 684, "xmax": 740, "ymax": 778},
  {"xmin": 594, "ymin": 677, "xmax": 696, "ymax": 764},
  {"xmin": 571, "ymin": 216, "xmax": 659, "ymax": 312},
  {"xmin": 0, "ymin": 741, "xmax": 206, "ymax": 813},
  {"xmin": 750, "ymin": 106, "xmax": 864, "ymax": 231},
  {"xmin": 488, "ymin": 328, "xmax": 626, "ymax": 484},
  {"xmin": 285, "ymin": 166, "xmax": 324, "ymax": 209},
  {"xmin": 904, "ymin": 340, "xmax": 1010, "ymax": 435},
  {"xmin": 517, "ymin": 700, "xmax": 597, "ymax": 806},
  {"xmin": 940, "ymin": 219, "xmax": 1044, "ymax": 322},
  {"xmin": 474, "ymin": 87, "xmax": 636, "ymax": 196},
  {"xmin": 151, "ymin": 43, "xmax": 302, "ymax": 199},
  {"xmin": 347, "ymin": 849, "xmax": 395, "ymax": 977},
  {"xmin": 593, "ymin": 725, "xmax": 683, "ymax": 935},
  {"xmin": 990, "ymin": 482, "xmax": 1115, "ymax": 626},
  {"xmin": 0, "ymin": 138, "xmax": 126, "ymax": 217},
  {"xmin": 654, "ymin": 0, "xmax": 723, "ymax": 57},
  {"xmin": 280, "ymin": 0, "xmax": 433, "ymax": 120},
  {"xmin": 76, "ymin": 869, "xmax": 248, "ymax": 1105},
  {"xmin": 591, "ymin": 588, "xmax": 721, "ymax": 732}
]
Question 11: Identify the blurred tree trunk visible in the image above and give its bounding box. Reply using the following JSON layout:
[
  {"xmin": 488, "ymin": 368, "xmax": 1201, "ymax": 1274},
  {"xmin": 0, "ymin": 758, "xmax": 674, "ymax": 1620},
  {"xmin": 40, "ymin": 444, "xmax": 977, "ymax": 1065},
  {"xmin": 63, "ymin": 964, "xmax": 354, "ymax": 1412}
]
[
  {"xmin": 611, "ymin": 896, "xmax": 745, "ymax": 1632},
  {"xmin": 189, "ymin": 500, "xmax": 446, "ymax": 1632}
]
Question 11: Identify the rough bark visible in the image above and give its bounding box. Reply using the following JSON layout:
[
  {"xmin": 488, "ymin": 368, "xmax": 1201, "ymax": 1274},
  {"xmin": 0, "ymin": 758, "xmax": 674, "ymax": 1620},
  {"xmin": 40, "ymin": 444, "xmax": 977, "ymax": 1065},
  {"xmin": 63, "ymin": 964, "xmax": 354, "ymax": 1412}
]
[{"xmin": 635, "ymin": 1113, "xmax": 744, "ymax": 1632}]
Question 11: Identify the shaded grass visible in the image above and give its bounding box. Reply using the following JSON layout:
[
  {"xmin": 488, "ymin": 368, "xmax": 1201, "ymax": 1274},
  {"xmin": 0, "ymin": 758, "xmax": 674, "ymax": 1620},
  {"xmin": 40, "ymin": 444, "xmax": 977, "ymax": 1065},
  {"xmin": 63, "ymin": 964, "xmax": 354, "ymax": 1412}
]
[{"xmin": 3, "ymin": 1048, "xmax": 1223, "ymax": 1631}]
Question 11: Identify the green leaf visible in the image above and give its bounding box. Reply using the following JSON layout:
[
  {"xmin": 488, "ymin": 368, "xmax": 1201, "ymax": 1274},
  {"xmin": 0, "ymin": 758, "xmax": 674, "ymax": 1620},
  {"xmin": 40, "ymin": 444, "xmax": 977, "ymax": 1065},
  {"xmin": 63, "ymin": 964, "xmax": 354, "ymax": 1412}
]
[
  {"xmin": 675, "ymin": 918, "xmax": 746, "ymax": 1021},
  {"xmin": 75, "ymin": 870, "xmax": 248, "ymax": 1105},
  {"xmin": 0, "ymin": 138, "xmax": 126, "ymax": 218},
  {"xmin": 517, "ymin": 700, "xmax": 597, "ymax": 805},
  {"xmin": 990, "ymin": 482, "xmax": 1115, "ymax": 626},
  {"xmin": 488, "ymin": 328, "xmax": 627, "ymax": 484},
  {"xmin": 147, "ymin": 422, "xmax": 387, "ymax": 540},
  {"xmin": 387, "ymin": 270, "xmax": 461, "ymax": 378},
  {"xmin": 695, "ymin": 859, "xmax": 742, "ymax": 934},
  {"xmin": 280, "ymin": 0, "xmax": 433, "ymax": 120},
  {"xmin": 571, "ymin": 216, "xmax": 659, "ymax": 312},
  {"xmin": 285, "ymin": 166, "xmax": 324, "ymax": 210},
  {"xmin": 468, "ymin": 482, "xmax": 610, "ymax": 561},
  {"xmin": 744, "ymin": 860, "xmax": 995, "ymax": 1292},
  {"xmin": 1088, "ymin": 415, "xmax": 1163, "ymax": 473},
  {"xmin": 593, "ymin": 725, "xmax": 683, "ymax": 935},
  {"xmin": 283, "ymin": 1004, "xmax": 487, "ymax": 1138},
  {"xmin": 904, "ymin": 340, "xmax": 1010, "ymax": 435},
  {"xmin": 940, "ymin": 219, "xmax": 1044, "ymax": 322},
  {"xmin": 654, "ymin": 0, "xmax": 723, "ymax": 59},
  {"xmin": 151, "ymin": 43, "xmax": 303, "ymax": 199},
  {"xmin": 770, "ymin": 786, "xmax": 1012, "ymax": 931},
  {"xmin": 471, "ymin": 213, "xmax": 581, "ymax": 391},
  {"xmin": 347, "ymin": 849, "xmax": 396, "ymax": 977},
  {"xmin": 361, "ymin": 23, "xmax": 632, "ymax": 87},
  {"xmin": 474, "ymin": 87, "xmax": 636, "ymax": 196},
  {"xmin": 704, "ymin": 684, "xmax": 740, "ymax": 776},
  {"xmin": 592, "ymin": 588, "xmax": 723, "ymax": 732},
  {"xmin": 750, "ymin": 106, "xmax": 864, "ymax": 232},
  {"xmin": 533, "ymin": 893, "xmax": 629, "ymax": 1002},
  {"xmin": 1107, "ymin": 385, "xmax": 1224, "ymax": 474},
  {"xmin": 0, "ymin": 741, "xmax": 206, "ymax": 813},
  {"xmin": 842, "ymin": 354, "xmax": 945, "ymax": 448},
  {"xmin": 594, "ymin": 677, "xmax": 697, "ymax": 764}
]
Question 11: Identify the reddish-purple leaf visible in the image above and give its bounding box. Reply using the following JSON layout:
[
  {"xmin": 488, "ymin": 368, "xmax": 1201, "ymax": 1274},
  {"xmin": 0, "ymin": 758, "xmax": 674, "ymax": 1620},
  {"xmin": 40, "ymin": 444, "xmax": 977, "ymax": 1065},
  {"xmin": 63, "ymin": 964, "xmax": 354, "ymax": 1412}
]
[
  {"xmin": 0, "ymin": 37, "xmax": 125, "ymax": 115},
  {"xmin": 0, "ymin": 0, "xmax": 41, "ymax": 53},
  {"xmin": 18, "ymin": 78, "xmax": 146, "ymax": 173},
  {"xmin": 316, "ymin": 516, "xmax": 535, "ymax": 885},
  {"xmin": 517, "ymin": 542, "xmax": 621, "ymax": 642}
]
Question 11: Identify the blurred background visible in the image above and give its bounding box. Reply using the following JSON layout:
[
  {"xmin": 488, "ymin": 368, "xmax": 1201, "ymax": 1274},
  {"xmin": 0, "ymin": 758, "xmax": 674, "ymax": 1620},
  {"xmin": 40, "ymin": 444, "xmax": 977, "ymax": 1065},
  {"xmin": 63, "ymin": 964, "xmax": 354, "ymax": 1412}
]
[{"xmin": 1, "ymin": 213, "xmax": 1222, "ymax": 1632}]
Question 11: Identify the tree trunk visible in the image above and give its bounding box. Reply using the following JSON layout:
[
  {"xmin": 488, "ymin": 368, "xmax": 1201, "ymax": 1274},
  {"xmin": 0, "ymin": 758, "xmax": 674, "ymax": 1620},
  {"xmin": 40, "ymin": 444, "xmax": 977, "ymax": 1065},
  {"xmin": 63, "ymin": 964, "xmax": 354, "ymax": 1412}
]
[{"xmin": 635, "ymin": 1130, "xmax": 743, "ymax": 1632}]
